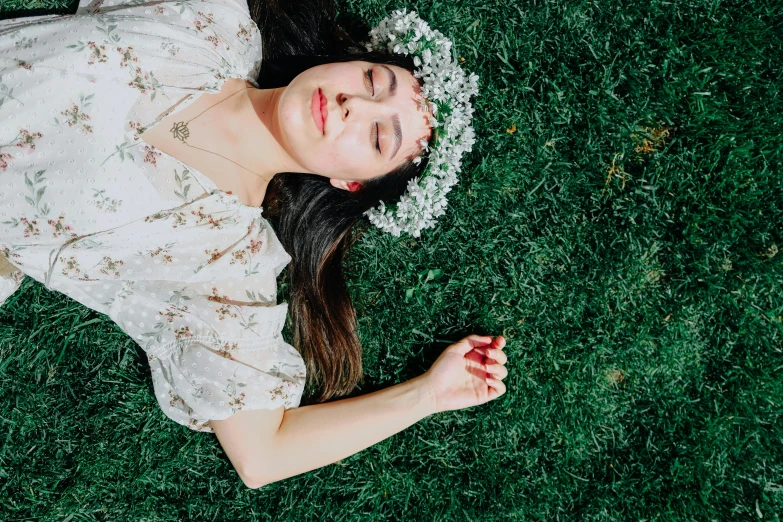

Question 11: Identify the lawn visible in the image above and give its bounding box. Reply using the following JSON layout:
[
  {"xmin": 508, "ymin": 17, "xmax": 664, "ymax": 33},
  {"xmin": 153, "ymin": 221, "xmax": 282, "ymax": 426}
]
[{"xmin": 1, "ymin": 0, "xmax": 781, "ymax": 520}]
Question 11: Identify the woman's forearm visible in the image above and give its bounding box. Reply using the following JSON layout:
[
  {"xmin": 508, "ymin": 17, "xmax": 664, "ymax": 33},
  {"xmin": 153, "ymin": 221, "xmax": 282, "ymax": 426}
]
[{"xmin": 251, "ymin": 375, "xmax": 436, "ymax": 488}]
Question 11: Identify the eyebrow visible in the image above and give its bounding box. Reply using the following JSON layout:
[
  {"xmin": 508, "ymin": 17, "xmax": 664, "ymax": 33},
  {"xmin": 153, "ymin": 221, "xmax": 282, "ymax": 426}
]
[
  {"xmin": 378, "ymin": 65, "xmax": 402, "ymax": 159},
  {"xmin": 390, "ymin": 114, "xmax": 402, "ymax": 160}
]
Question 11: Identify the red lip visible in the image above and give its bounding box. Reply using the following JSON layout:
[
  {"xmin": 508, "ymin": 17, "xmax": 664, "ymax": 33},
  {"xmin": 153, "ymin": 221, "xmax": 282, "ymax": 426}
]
[
  {"xmin": 311, "ymin": 88, "xmax": 325, "ymax": 134},
  {"xmin": 320, "ymin": 89, "xmax": 328, "ymax": 131}
]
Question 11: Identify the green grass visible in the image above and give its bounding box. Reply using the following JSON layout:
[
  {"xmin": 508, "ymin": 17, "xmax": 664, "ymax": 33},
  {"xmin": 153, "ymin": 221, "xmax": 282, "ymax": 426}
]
[
  {"xmin": 0, "ymin": 0, "xmax": 71, "ymax": 15},
  {"xmin": 1, "ymin": 0, "xmax": 782, "ymax": 520}
]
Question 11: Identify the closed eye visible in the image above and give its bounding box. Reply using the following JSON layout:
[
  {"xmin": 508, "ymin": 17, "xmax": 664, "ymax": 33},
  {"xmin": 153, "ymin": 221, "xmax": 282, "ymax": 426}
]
[
  {"xmin": 365, "ymin": 69, "xmax": 374, "ymax": 96},
  {"xmin": 372, "ymin": 122, "xmax": 381, "ymax": 153},
  {"xmin": 366, "ymin": 69, "xmax": 381, "ymax": 154}
]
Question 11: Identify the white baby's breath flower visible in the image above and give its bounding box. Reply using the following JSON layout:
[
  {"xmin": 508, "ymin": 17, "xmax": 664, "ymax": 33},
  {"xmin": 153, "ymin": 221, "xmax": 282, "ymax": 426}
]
[{"xmin": 364, "ymin": 9, "xmax": 479, "ymax": 237}]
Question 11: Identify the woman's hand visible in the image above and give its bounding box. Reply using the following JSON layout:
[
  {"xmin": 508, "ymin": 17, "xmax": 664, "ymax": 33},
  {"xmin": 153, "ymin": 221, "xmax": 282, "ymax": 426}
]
[{"xmin": 420, "ymin": 335, "xmax": 508, "ymax": 414}]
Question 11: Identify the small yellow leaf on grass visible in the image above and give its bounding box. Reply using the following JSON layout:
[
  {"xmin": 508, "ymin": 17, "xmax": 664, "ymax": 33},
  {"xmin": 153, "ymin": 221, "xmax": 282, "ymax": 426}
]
[
  {"xmin": 506, "ymin": 124, "xmax": 517, "ymax": 134},
  {"xmin": 459, "ymin": 57, "xmax": 466, "ymax": 62},
  {"xmin": 605, "ymin": 369, "xmax": 625, "ymax": 385}
]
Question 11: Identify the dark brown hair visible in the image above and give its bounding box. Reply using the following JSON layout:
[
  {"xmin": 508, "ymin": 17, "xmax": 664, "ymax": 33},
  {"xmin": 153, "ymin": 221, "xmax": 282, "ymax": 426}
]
[{"xmin": 249, "ymin": 0, "xmax": 430, "ymax": 403}]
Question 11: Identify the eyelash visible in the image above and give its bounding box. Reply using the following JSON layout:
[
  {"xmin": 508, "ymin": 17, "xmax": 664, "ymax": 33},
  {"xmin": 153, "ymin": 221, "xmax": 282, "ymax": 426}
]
[
  {"xmin": 366, "ymin": 68, "xmax": 375, "ymax": 96},
  {"xmin": 366, "ymin": 69, "xmax": 381, "ymax": 154}
]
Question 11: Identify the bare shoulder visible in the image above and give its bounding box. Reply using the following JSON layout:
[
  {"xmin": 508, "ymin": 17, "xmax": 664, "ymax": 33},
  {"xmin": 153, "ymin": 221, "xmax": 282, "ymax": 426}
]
[{"xmin": 211, "ymin": 406, "xmax": 285, "ymax": 488}]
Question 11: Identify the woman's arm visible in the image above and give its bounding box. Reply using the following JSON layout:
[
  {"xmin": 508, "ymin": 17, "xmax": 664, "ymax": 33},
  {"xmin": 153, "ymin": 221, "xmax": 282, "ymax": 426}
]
[
  {"xmin": 211, "ymin": 334, "xmax": 507, "ymax": 489},
  {"xmin": 212, "ymin": 374, "xmax": 435, "ymax": 489}
]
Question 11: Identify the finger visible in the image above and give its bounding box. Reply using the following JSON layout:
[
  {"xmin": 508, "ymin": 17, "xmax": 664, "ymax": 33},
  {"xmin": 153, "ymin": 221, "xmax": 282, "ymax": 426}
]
[
  {"xmin": 467, "ymin": 334, "xmax": 493, "ymax": 346},
  {"xmin": 486, "ymin": 363, "xmax": 508, "ymax": 380},
  {"xmin": 455, "ymin": 335, "xmax": 493, "ymax": 355},
  {"xmin": 487, "ymin": 377, "xmax": 506, "ymax": 398},
  {"xmin": 492, "ymin": 336, "xmax": 507, "ymax": 350},
  {"xmin": 475, "ymin": 346, "xmax": 495, "ymax": 362},
  {"xmin": 487, "ymin": 347, "xmax": 507, "ymax": 365}
]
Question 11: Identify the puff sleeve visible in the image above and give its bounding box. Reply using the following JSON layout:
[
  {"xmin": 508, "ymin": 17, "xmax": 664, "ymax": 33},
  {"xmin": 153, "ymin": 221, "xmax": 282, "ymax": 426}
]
[
  {"xmin": 3, "ymin": 0, "xmax": 263, "ymax": 96},
  {"xmin": 76, "ymin": 0, "xmax": 253, "ymax": 18},
  {"xmin": 42, "ymin": 201, "xmax": 308, "ymax": 434},
  {"xmin": 123, "ymin": 279, "xmax": 307, "ymax": 433}
]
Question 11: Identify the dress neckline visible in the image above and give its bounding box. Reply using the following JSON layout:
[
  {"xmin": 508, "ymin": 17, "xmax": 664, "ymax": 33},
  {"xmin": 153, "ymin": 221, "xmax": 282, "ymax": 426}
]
[{"xmin": 132, "ymin": 76, "xmax": 265, "ymax": 216}]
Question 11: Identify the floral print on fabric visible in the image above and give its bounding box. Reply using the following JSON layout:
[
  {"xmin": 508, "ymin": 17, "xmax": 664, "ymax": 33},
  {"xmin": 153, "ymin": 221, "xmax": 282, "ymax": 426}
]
[{"xmin": 0, "ymin": 0, "xmax": 304, "ymax": 433}]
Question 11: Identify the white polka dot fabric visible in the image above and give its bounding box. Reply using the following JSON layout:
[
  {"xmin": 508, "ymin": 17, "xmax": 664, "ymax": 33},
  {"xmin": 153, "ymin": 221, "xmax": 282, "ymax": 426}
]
[{"xmin": 0, "ymin": 0, "xmax": 307, "ymax": 433}]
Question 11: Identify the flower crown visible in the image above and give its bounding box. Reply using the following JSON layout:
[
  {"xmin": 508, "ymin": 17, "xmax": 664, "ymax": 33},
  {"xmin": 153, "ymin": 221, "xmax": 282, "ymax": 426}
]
[{"xmin": 362, "ymin": 9, "xmax": 479, "ymax": 238}]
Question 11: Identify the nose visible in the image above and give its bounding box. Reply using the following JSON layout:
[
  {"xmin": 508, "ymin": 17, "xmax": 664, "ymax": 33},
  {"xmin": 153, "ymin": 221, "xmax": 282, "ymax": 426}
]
[{"xmin": 339, "ymin": 92, "xmax": 377, "ymax": 122}]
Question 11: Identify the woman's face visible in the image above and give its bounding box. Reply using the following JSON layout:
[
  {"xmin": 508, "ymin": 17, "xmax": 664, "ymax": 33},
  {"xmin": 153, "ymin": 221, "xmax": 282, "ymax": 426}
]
[{"xmin": 276, "ymin": 60, "xmax": 432, "ymax": 184}]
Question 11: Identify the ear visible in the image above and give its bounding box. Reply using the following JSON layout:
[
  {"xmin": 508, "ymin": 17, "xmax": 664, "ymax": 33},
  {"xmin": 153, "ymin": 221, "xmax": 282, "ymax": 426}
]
[{"xmin": 329, "ymin": 178, "xmax": 362, "ymax": 192}]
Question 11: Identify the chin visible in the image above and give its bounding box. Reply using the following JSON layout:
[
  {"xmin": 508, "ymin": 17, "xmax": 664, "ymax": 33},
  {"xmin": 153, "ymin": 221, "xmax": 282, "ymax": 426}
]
[{"xmin": 276, "ymin": 93, "xmax": 313, "ymax": 160}]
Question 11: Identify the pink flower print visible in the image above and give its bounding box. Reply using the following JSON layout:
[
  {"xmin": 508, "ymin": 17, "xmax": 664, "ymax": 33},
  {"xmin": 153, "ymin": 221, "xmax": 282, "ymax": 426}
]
[
  {"xmin": 171, "ymin": 211, "xmax": 188, "ymax": 228},
  {"xmin": 20, "ymin": 217, "xmax": 40, "ymax": 237},
  {"xmin": 128, "ymin": 121, "xmax": 147, "ymax": 141},
  {"xmin": 214, "ymin": 70, "xmax": 231, "ymax": 83},
  {"xmin": 174, "ymin": 326, "xmax": 192, "ymax": 339},
  {"xmin": 60, "ymin": 103, "xmax": 93, "ymax": 134},
  {"xmin": 169, "ymin": 390, "xmax": 188, "ymax": 410},
  {"xmin": 236, "ymin": 22, "xmax": 255, "ymax": 44},
  {"xmin": 47, "ymin": 213, "xmax": 76, "ymax": 238},
  {"xmin": 149, "ymin": 246, "xmax": 173, "ymax": 264},
  {"xmin": 217, "ymin": 341, "xmax": 238, "ymax": 359},
  {"xmin": 205, "ymin": 247, "xmax": 222, "ymax": 264},
  {"xmin": 230, "ymin": 250, "xmax": 248, "ymax": 265},
  {"xmin": 190, "ymin": 206, "xmax": 227, "ymax": 229},
  {"xmin": 86, "ymin": 41, "xmax": 108, "ymax": 65},
  {"xmin": 223, "ymin": 375, "xmax": 248, "ymax": 409},
  {"xmin": 142, "ymin": 145, "xmax": 161, "ymax": 166},
  {"xmin": 227, "ymin": 239, "xmax": 263, "ymax": 265},
  {"xmin": 0, "ymin": 152, "xmax": 13, "ymax": 172},
  {"xmin": 98, "ymin": 256, "xmax": 124, "ymax": 277},
  {"xmin": 205, "ymin": 35, "xmax": 220, "ymax": 49},
  {"xmin": 128, "ymin": 66, "xmax": 152, "ymax": 94},
  {"xmin": 206, "ymin": 287, "xmax": 238, "ymax": 320},
  {"xmin": 153, "ymin": 5, "xmax": 165, "ymax": 14},
  {"xmin": 160, "ymin": 303, "xmax": 188, "ymax": 323},
  {"xmin": 190, "ymin": 419, "xmax": 211, "ymax": 432},
  {"xmin": 194, "ymin": 11, "xmax": 215, "ymax": 27},
  {"xmin": 60, "ymin": 256, "xmax": 82, "ymax": 277},
  {"xmin": 89, "ymin": 0, "xmax": 103, "ymax": 14},
  {"xmin": 269, "ymin": 381, "xmax": 294, "ymax": 401},
  {"xmin": 213, "ymin": 303, "xmax": 237, "ymax": 320},
  {"xmin": 227, "ymin": 392, "xmax": 247, "ymax": 410},
  {"xmin": 248, "ymin": 238, "xmax": 263, "ymax": 255},
  {"xmin": 15, "ymin": 59, "xmax": 32, "ymax": 71},
  {"xmin": 16, "ymin": 129, "xmax": 43, "ymax": 153},
  {"xmin": 1, "ymin": 246, "xmax": 21, "ymax": 259},
  {"xmin": 116, "ymin": 46, "xmax": 139, "ymax": 70}
]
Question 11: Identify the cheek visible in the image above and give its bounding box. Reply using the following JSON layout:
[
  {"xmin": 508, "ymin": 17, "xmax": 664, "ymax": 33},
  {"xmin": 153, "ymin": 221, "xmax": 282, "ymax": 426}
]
[
  {"xmin": 294, "ymin": 140, "xmax": 354, "ymax": 177},
  {"xmin": 325, "ymin": 134, "xmax": 374, "ymax": 176}
]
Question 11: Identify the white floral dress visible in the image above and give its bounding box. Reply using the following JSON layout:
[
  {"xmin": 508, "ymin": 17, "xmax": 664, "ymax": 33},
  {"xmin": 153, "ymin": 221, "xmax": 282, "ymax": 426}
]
[{"xmin": 0, "ymin": 0, "xmax": 307, "ymax": 433}]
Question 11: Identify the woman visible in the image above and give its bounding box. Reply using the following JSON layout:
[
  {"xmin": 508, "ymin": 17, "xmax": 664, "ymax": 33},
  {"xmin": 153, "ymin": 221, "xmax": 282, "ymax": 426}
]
[{"xmin": 0, "ymin": 0, "xmax": 508, "ymax": 487}]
